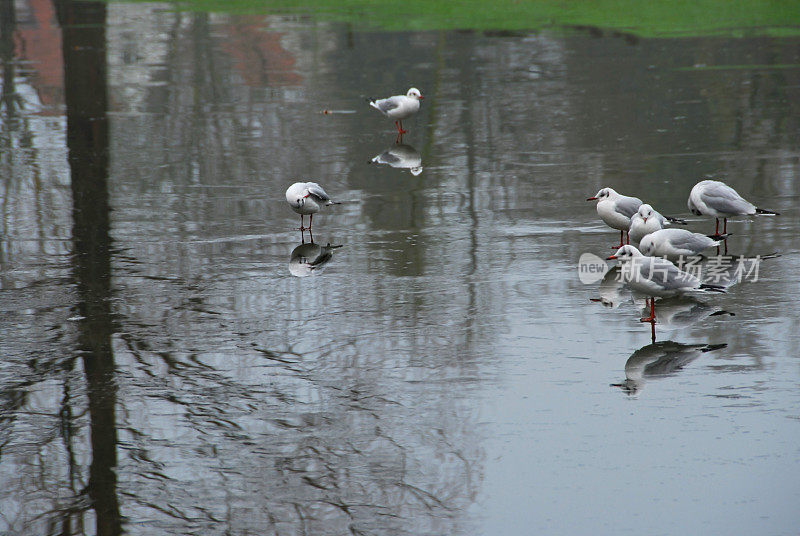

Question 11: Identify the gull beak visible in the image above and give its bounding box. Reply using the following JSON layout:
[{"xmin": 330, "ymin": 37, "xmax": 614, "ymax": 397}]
[
  {"xmin": 643, "ymin": 217, "xmax": 647, "ymax": 222},
  {"xmin": 606, "ymin": 255, "xmax": 617, "ymax": 260},
  {"xmin": 586, "ymin": 197, "xmax": 598, "ymax": 201},
  {"xmin": 418, "ymin": 95, "xmax": 424, "ymax": 99}
]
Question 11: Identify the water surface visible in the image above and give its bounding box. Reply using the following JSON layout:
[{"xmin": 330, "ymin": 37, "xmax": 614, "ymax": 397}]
[{"xmin": 1, "ymin": 3, "xmax": 799, "ymax": 535}]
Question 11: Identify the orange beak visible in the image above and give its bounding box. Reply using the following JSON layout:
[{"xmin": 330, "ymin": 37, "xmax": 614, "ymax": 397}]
[
  {"xmin": 587, "ymin": 197, "xmax": 597, "ymax": 201},
  {"xmin": 606, "ymin": 255, "xmax": 617, "ymax": 260}
]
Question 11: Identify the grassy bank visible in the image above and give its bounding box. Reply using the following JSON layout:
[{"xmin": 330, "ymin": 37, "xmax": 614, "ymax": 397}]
[{"xmin": 119, "ymin": 0, "xmax": 800, "ymax": 36}]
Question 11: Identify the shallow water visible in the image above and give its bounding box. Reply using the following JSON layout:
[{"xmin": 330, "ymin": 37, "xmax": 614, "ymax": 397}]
[{"xmin": 1, "ymin": 3, "xmax": 799, "ymax": 535}]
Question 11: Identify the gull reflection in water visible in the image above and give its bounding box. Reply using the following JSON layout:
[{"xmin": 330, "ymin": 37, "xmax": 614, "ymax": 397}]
[
  {"xmin": 370, "ymin": 143, "xmax": 423, "ymax": 175},
  {"xmin": 636, "ymin": 295, "xmax": 734, "ymax": 331},
  {"xmin": 289, "ymin": 239, "xmax": 343, "ymax": 277},
  {"xmin": 589, "ymin": 266, "xmax": 642, "ymax": 309},
  {"xmin": 611, "ymin": 341, "xmax": 727, "ymax": 395}
]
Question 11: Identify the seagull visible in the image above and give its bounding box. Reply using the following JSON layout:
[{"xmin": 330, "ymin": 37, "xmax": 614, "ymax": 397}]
[
  {"xmin": 607, "ymin": 245, "xmax": 725, "ymax": 323},
  {"xmin": 369, "ymin": 88, "xmax": 424, "ymax": 135},
  {"xmin": 688, "ymin": 179, "xmax": 779, "ymax": 235},
  {"xmin": 638, "ymin": 228, "xmax": 726, "ymax": 259},
  {"xmin": 587, "ymin": 187, "xmax": 643, "ymax": 248},
  {"xmin": 285, "ymin": 182, "xmax": 339, "ymax": 231},
  {"xmin": 628, "ymin": 203, "xmax": 687, "ymax": 245}
]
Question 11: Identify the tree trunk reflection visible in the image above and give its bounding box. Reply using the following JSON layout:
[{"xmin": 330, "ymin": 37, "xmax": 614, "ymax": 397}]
[{"xmin": 57, "ymin": 1, "xmax": 121, "ymax": 534}]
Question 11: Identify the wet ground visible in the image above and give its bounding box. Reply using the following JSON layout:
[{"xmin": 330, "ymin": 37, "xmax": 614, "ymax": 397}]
[{"xmin": 1, "ymin": 3, "xmax": 799, "ymax": 535}]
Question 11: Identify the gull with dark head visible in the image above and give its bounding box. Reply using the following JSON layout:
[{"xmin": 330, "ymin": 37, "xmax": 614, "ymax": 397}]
[
  {"xmin": 688, "ymin": 179, "xmax": 779, "ymax": 235},
  {"xmin": 285, "ymin": 181, "xmax": 339, "ymax": 231},
  {"xmin": 369, "ymin": 87, "xmax": 424, "ymax": 135}
]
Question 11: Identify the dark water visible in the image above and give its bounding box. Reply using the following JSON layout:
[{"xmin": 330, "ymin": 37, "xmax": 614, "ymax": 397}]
[{"xmin": 1, "ymin": 3, "xmax": 799, "ymax": 535}]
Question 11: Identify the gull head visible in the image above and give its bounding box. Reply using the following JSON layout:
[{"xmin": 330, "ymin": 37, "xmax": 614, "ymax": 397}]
[
  {"xmin": 607, "ymin": 244, "xmax": 643, "ymax": 261},
  {"xmin": 407, "ymin": 87, "xmax": 424, "ymax": 100},
  {"xmin": 638, "ymin": 236, "xmax": 656, "ymax": 256},
  {"xmin": 637, "ymin": 203, "xmax": 655, "ymax": 223},
  {"xmin": 587, "ymin": 187, "xmax": 617, "ymax": 202}
]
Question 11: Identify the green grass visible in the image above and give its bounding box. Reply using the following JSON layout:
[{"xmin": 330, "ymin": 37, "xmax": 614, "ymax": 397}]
[{"xmin": 116, "ymin": 0, "xmax": 800, "ymax": 36}]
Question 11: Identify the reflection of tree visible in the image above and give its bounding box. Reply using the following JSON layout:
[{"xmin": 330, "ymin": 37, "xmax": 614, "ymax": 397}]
[{"xmin": 58, "ymin": 0, "xmax": 121, "ymax": 534}]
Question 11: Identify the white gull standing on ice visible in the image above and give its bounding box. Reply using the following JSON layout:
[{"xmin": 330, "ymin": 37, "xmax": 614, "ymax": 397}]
[
  {"xmin": 285, "ymin": 181, "xmax": 339, "ymax": 231},
  {"xmin": 607, "ymin": 245, "xmax": 725, "ymax": 323},
  {"xmin": 688, "ymin": 179, "xmax": 779, "ymax": 235},
  {"xmin": 587, "ymin": 187, "xmax": 643, "ymax": 248},
  {"xmin": 369, "ymin": 88, "xmax": 424, "ymax": 134}
]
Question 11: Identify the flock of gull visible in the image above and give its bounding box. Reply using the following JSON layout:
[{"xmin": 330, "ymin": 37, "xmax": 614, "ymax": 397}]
[
  {"xmin": 588, "ymin": 179, "xmax": 779, "ymax": 325},
  {"xmin": 282, "ymin": 86, "xmax": 781, "ymax": 336},
  {"xmin": 280, "ymin": 87, "xmax": 785, "ymax": 391},
  {"xmin": 588, "ymin": 180, "xmax": 780, "ymax": 392}
]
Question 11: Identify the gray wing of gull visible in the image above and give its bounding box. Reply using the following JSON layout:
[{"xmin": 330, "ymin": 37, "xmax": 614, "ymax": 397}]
[
  {"xmin": 615, "ymin": 196, "xmax": 643, "ymax": 218},
  {"xmin": 664, "ymin": 230, "xmax": 716, "ymax": 251},
  {"xmin": 700, "ymin": 183, "xmax": 755, "ymax": 214},
  {"xmin": 305, "ymin": 182, "xmax": 331, "ymax": 202},
  {"xmin": 373, "ymin": 96, "xmax": 401, "ymax": 114},
  {"xmin": 637, "ymin": 257, "xmax": 699, "ymax": 290}
]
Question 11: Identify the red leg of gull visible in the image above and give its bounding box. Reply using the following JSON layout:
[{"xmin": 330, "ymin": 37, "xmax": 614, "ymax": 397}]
[
  {"xmin": 626, "ymin": 231, "xmax": 630, "ymax": 245},
  {"xmin": 640, "ymin": 297, "xmax": 656, "ymax": 323},
  {"xmin": 309, "ymin": 213, "xmax": 313, "ymax": 230},
  {"xmin": 650, "ymin": 319, "xmax": 656, "ymax": 343},
  {"xmin": 723, "ymin": 218, "xmax": 727, "ymax": 235},
  {"xmin": 299, "ymin": 215, "xmax": 306, "ymax": 231},
  {"xmin": 612, "ymin": 230, "xmax": 625, "ymax": 249},
  {"xmin": 715, "ymin": 218, "xmax": 720, "ymax": 236}
]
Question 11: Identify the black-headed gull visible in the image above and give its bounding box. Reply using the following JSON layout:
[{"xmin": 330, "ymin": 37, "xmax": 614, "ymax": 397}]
[
  {"xmin": 638, "ymin": 228, "xmax": 725, "ymax": 259},
  {"xmin": 587, "ymin": 187, "xmax": 643, "ymax": 248},
  {"xmin": 628, "ymin": 203, "xmax": 687, "ymax": 245},
  {"xmin": 285, "ymin": 182, "xmax": 339, "ymax": 231},
  {"xmin": 369, "ymin": 88, "xmax": 423, "ymax": 134},
  {"xmin": 607, "ymin": 245, "xmax": 725, "ymax": 323},
  {"xmin": 688, "ymin": 179, "xmax": 779, "ymax": 234}
]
